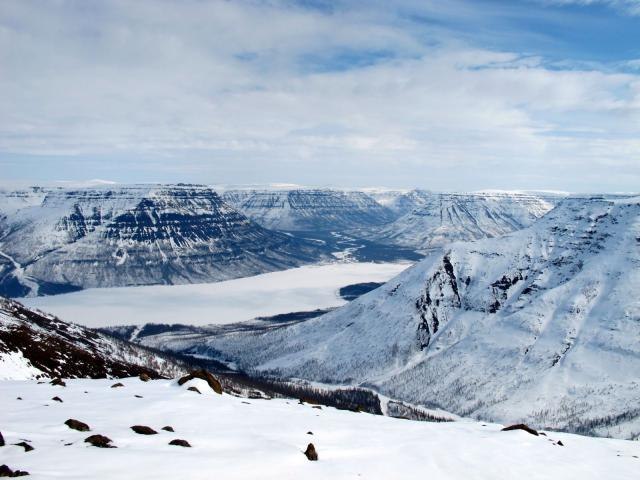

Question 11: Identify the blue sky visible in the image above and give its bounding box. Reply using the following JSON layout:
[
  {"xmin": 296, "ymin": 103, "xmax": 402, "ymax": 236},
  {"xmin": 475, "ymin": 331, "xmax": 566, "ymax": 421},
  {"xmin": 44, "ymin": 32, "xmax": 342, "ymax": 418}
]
[{"xmin": 1, "ymin": 0, "xmax": 639, "ymax": 191}]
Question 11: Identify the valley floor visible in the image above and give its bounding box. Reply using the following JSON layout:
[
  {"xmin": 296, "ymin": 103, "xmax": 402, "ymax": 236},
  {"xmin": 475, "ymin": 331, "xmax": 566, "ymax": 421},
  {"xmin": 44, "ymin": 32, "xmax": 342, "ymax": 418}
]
[
  {"xmin": 0, "ymin": 378, "xmax": 638, "ymax": 479},
  {"xmin": 21, "ymin": 262, "xmax": 409, "ymax": 328}
]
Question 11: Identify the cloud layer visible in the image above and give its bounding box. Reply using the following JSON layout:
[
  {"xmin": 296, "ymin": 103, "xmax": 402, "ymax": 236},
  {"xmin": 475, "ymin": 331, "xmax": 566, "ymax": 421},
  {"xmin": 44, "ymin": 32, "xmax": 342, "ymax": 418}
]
[{"xmin": 1, "ymin": 0, "xmax": 639, "ymax": 191}]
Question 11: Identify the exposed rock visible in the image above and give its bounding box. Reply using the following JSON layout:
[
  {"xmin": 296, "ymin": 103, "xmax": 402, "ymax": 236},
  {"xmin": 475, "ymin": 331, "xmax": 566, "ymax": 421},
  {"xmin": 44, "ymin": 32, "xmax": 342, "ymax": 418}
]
[
  {"xmin": 0, "ymin": 464, "xmax": 30, "ymax": 477},
  {"xmin": 168, "ymin": 439, "xmax": 191, "ymax": 448},
  {"xmin": 557, "ymin": 440, "xmax": 564, "ymax": 446},
  {"xmin": 65, "ymin": 419, "xmax": 90, "ymax": 432},
  {"xmin": 177, "ymin": 370, "xmax": 223, "ymax": 395},
  {"xmin": 139, "ymin": 373, "xmax": 151, "ymax": 382},
  {"xmin": 0, "ymin": 431, "xmax": 4, "ymax": 447},
  {"xmin": 130, "ymin": 425, "xmax": 158, "ymax": 435},
  {"xmin": 501, "ymin": 424, "xmax": 539, "ymax": 436},
  {"xmin": 51, "ymin": 396, "xmax": 63, "ymax": 403},
  {"xmin": 13, "ymin": 443, "xmax": 33, "ymax": 453},
  {"xmin": 111, "ymin": 383, "xmax": 124, "ymax": 388},
  {"xmin": 307, "ymin": 431, "xmax": 313, "ymax": 435},
  {"xmin": 84, "ymin": 434, "xmax": 115, "ymax": 448},
  {"xmin": 134, "ymin": 395, "xmax": 143, "ymax": 398},
  {"xmin": 312, "ymin": 406, "xmax": 322, "ymax": 410},
  {"xmin": 161, "ymin": 426, "xmax": 174, "ymax": 432},
  {"xmin": 187, "ymin": 386, "xmax": 201, "ymax": 394},
  {"xmin": 16, "ymin": 398, "xmax": 21, "ymax": 401},
  {"xmin": 50, "ymin": 378, "xmax": 66, "ymax": 387},
  {"xmin": 304, "ymin": 443, "xmax": 318, "ymax": 461}
]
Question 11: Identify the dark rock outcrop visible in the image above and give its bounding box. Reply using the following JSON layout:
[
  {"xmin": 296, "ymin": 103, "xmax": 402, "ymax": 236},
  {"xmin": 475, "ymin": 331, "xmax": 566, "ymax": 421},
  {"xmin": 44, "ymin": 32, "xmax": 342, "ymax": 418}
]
[
  {"xmin": 84, "ymin": 434, "xmax": 115, "ymax": 448},
  {"xmin": 13, "ymin": 443, "xmax": 33, "ymax": 453},
  {"xmin": 50, "ymin": 378, "xmax": 66, "ymax": 387},
  {"xmin": 111, "ymin": 383, "xmax": 124, "ymax": 388},
  {"xmin": 187, "ymin": 386, "xmax": 201, "ymax": 394},
  {"xmin": 161, "ymin": 426, "xmax": 174, "ymax": 432},
  {"xmin": 65, "ymin": 419, "xmax": 90, "ymax": 432},
  {"xmin": 501, "ymin": 424, "xmax": 539, "ymax": 436},
  {"xmin": 130, "ymin": 425, "xmax": 157, "ymax": 435},
  {"xmin": 168, "ymin": 439, "xmax": 191, "ymax": 447},
  {"xmin": 51, "ymin": 396, "xmax": 63, "ymax": 403},
  {"xmin": 178, "ymin": 370, "xmax": 223, "ymax": 395},
  {"xmin": 0, "ymin": 464, "xmax": 29, "ymax": 477},
  {"xmin": 0, "ymin": 431, "xmax": 4, "ymax": 447},
  {"xmin": 304, "ymin": 443, "xmax": 318, "ymax": 461}
]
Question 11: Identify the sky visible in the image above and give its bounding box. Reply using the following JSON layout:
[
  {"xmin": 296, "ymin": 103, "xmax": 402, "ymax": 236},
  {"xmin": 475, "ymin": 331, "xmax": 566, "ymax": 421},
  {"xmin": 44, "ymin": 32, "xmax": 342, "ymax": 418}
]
[{"xmin": 1, "ymin": 0, "xmax": 639, "ymax": 192}]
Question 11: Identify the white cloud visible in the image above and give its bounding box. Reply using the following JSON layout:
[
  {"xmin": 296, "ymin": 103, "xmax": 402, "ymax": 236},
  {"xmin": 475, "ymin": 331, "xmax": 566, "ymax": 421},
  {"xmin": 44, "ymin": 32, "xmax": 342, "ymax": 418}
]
[{"xmin": 0, "ymin": 0, "xmax": 638, "ymax": 191}]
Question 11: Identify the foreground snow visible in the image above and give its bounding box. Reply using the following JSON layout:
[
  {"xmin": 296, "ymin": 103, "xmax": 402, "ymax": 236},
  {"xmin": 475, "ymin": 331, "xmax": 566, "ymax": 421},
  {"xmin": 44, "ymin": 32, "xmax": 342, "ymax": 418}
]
[
  {"xmin": 0, "ymin": 378, "xmax": 638, "ymax": 479},
  {"xmin": 22, "ymin": 262, "xmax": 410, "ymax": 328}
]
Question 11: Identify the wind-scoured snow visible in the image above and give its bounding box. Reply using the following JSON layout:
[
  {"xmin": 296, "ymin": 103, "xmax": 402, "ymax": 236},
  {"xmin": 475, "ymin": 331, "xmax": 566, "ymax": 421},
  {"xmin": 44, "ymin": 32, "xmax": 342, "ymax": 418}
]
[
  {"xmin": 198, "ymin": 195, "xmax": 640, "ymax": 439},
  {"xmin": 22, "ymin": 262, "xmax": 410, "ymax": 328},
  {"xmin": 0, "ymin": 378, "xmax": 638, "ymax": 479}
]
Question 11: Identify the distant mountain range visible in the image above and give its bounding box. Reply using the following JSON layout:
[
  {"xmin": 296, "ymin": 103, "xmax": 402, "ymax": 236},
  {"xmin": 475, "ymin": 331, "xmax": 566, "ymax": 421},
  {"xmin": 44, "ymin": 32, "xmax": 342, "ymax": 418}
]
[
  {"xmin": 0, "ymin": 185, "xmax": 328, "ymax": 297},
  {"xmin": 166, "ymin": 194, "xmax": 640, "ymax": 439},
  {"xmin": 0, "ymin": 184, "xmax": 564, "ymax": 298}
]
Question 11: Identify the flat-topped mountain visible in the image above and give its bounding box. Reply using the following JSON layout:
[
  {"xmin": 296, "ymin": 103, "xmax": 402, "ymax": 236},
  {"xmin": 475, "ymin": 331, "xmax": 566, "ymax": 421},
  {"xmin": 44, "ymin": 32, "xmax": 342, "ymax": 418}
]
[{"xmin": 0, "ymin": 185, "xmax": 327, "ymax": 297}]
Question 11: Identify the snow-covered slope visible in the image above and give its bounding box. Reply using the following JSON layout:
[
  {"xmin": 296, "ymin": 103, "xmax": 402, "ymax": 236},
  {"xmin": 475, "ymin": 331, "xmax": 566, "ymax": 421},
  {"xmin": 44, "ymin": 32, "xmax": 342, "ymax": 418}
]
[
  {"xmin": 199, "ymin": 195, "xmax": 640, "ymax": 439},
  {"xmin": 0, "ymin": 185, "xmax": 327, "ymax": 297},
  {"xmin": 0, "ymin": 296, "xmax": 188, "ymax": 380},
  {"xmin": 371, "ymin": 191, "xmax": 557, "ymax": 252},
  {"xmin": 1, "ymin": 377, "xmax": 638, "ymax": 479},
  {"xmin": 221, "ymin": 188, "xmax": 394, "ymax": 231}
]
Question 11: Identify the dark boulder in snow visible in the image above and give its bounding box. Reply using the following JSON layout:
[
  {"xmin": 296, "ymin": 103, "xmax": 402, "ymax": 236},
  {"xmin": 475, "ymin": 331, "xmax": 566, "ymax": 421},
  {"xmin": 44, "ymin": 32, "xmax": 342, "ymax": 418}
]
[
  {"xmin": 51, "ymin": 396, "xmax": 63, "ymax": 403},
  {"xmin": 50, "ymin": 378, "xmax": 66, "ymax": 387},
  {"xmin": 304, "ymin": 443, "xmax": 318, "ymax": 461},
  {"xmin": 177, "ymin": 370, "xmax": 223, "ymax": 395},
  {"xmin": 168, "ymin": 439, "xmax": 191, "ymax": 447},
  {"xmin": 187, "ymin": 386, "xmax": 201, "ymax": 394},
  {"xmin": 130, "ymin": 425, "xmax": 158, "ymax": 435},
  {"xmin": 0, "ymin": 464, "xmax": 30, "ymax": 477},
  {"xmin": 139, "ymin": 373, "xmax": 151, "ymax": 382},
  {"xmin": 111, "ymin": 383, "xmax": 124, "ymax": 388},
  {"xmin": 0, "ymin": 431, "xmax": 4, "ymax": 447},
  {"xmin": 161, "ymin": 426, "xmax": 174, "ymax": 432},
  {"xmin": 13, "ymin": 443, "xmax": 33, "ymax": 453},
  {"xmin": 84, "ymin": 435, "xmax": 115, "ymax": 448},
  {"xmin": 501, "ymin": 424, "xmax": 539, "ymax": 436},
  {"xmin": 65, "ymin": 419, "xmax": 90, "ymax": 432}
]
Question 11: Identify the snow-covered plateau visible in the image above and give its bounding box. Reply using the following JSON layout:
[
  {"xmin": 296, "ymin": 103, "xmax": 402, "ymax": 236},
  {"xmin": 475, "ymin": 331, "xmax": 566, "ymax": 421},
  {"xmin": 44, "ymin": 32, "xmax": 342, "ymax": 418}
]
[
  {"xmin": 22, "ymin": 262, "xmax": 410, "ymax": 328},
  {"xmin": 0, "ymin": 377, "xmax": 638, "ymax": 480}
]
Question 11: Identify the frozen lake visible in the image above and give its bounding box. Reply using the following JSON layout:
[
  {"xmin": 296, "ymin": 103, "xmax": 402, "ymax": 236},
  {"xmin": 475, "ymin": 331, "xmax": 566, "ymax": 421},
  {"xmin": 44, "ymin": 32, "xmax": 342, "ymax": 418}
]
[{"xmin": 23, "ymin": 262, "xmax": 411, "ymax": 328}]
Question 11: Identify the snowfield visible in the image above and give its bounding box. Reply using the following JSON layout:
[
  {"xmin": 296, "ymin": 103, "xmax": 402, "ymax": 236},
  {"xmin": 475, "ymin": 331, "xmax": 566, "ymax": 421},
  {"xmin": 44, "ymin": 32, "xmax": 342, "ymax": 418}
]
[
  {"xmin": 22, "ymin": 262, "xmax": 410, "ymax": 328},
  {"xmin": 0, "ymin": 378, "xmax": 638, "ymax": 479}
]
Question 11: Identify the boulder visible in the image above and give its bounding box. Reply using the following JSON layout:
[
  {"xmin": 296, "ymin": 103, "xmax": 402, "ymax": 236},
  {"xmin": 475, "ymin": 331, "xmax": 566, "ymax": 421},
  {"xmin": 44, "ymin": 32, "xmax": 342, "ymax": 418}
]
[
  {"xmin": 111, "ymin": 383, "xmax": 124, "ymax": 388},
  {"xmin": 65, "ymin": 419, "xmax": 90, "ymax": 432},
  {"xmin": 0, "ymin": 464, "xmax": 30, "ymax": 477},
  {"xmin": 51, "ymin": 396, "xmax": 63, "ymax": 403},
  {"xmin": 13, "ymin": 443, "xmax": 33, "ymax": 453},
  {"xmin": 0, "ymin": 431, "xmax": 4, "ymax": 447},
  {"xmin": 161, "ymin": 426, "xmax": 175, "ymax": 432},
  {"xmin": 501, "ymin": 424, "xmax": 539, "ymax": 436},
  {"xmin": 304, "ymin": 443, "xmax": 318, "ymax": 461},
  {"xmin": 84, "ymin": 435, "xmax": 115, "ymax": 448},
  {"xmin": 139, "ymin": 373, "xmax": 151, "ymax": 382},
  {"xmin": 168, "ymin": 439, "xmax": 191, "ymax": 448},
  {"xmin": 177, "ymin": 370, "xmax": 222, "ymax": 395},
  {"xmin": 130, "ymin": 425, "xmax": 158, "ymax": 435},
  {"xmin": 50, "ymin": 378, "xmax": 66, "ymax": 387}
]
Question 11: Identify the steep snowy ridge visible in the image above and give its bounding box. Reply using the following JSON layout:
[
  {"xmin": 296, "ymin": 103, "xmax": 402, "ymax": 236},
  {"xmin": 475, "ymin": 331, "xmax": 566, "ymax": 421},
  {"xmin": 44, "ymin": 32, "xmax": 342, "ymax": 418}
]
[
  {"xmin": 370, "ymin": 191, "xmax": 558, "ymax": 251},
  {"xmin": 0, "ymin": 185, "xmax": 328, "ymax": 297},
  {"xmin": 200, "ymin": 195, "xmax": 640, "ymax": 439},
  {"xmin": 0, "ymin": 297, "xmax": 187, "ymax": 380},
  {"xmin": 221, "ymin": 188, "xmax": 395, "ymax": 231}
]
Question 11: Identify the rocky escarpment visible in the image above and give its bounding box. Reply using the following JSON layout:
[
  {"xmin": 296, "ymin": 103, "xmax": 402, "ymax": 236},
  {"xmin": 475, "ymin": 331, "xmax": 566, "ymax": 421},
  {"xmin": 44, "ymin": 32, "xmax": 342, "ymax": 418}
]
[
  {"xmin": 0, "ymin": 185, "xmax": 328, "ymax": 297},
  {"xmin": 222, "ymin": 188, "xmax": 394, "ymax": 231},
  {"xmin": 0, "ymin": 296, "xmax": 188, "ymax": 380}
]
